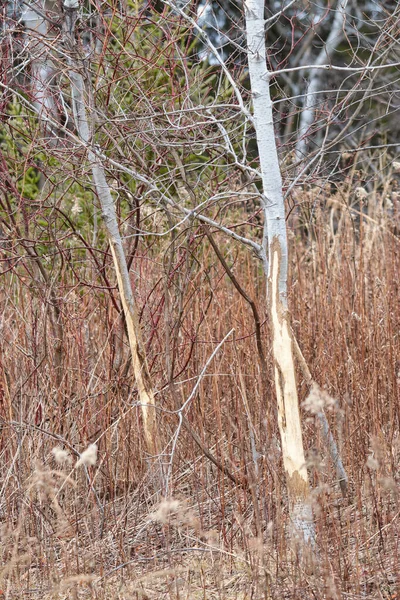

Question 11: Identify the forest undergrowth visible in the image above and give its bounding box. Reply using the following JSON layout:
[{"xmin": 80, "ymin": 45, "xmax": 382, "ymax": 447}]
[{"xmin": 0, "ymin": 182, "xmax": 399, "ymax": 599}]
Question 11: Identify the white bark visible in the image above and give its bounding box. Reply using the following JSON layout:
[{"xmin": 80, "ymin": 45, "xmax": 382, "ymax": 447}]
[
  {"xmin": 23, "ymin": 0, "xmax": 60, "ymax": 142},
  {"xmin": 245, "ymin": 0, "xmax": 314, "ymax": 543},
  {"xmin": 68, "ymin": 63, "xmax": 161, "ymax": 462},
  {"xmin": 295, "ymin": 0, "xmax": 349, "ymax": 162}
]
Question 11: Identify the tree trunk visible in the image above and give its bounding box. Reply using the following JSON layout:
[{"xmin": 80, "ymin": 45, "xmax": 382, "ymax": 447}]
[
  {"xmin": 295, "ymin": 0, "xmax": 349, "ymax": 162},
  {"xmin": 67, "ymin": 46, "xmax": 161, "ymax": 464},
  {"xmin": 22, "ymin": 0, "xmax": 61, "ymax": 143},
  {"xmin": 245, "ymin": 0, "xmax": 315, "ymax": 542}
]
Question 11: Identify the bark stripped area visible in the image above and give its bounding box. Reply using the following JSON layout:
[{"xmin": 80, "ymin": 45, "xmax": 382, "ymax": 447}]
[
  {"xmin": 108, "ymin": 241, "xmax": 160, "ymax": 459},
  {"xmin": 65, "ymin": 25, "xmax": 161, "ymax": 464},
  {"xmin": 269, "ymin": 239, "xmax": 313, "ymax": 539},
  {"xmin": 244, "ymin": 0, "xmax": 314, "ymax": 543}
]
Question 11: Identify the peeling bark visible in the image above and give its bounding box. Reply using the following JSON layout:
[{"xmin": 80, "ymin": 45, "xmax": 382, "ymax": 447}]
[
  {"xmin": 66, "ymin": 34, "xmax": 161, "ymax": 464},
  {"xmin": 245, "ymin": 0, "xmax": 315, "ymax": 542},
  {"xmin": 270, "ymin": 241, "xmax": 314, "ymax": 540}
]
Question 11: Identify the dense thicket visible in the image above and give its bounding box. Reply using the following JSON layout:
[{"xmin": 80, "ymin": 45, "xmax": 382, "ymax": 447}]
[{"xmin": 0, "ymin": 0, "xmax": 399, "ymax": 596}]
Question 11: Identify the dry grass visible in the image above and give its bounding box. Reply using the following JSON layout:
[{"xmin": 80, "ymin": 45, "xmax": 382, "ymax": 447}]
[{"xmin": 0, "ymin": 182, "xmax": 399, "ymax": 599}]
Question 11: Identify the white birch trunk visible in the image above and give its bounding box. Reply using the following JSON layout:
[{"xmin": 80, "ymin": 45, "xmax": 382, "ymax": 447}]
[
  {"xmin": 245, "ymin": 0, "xmax": 315, "ymax": 543},
  {"xmin": 295, "ymin": 0, "xmax": 349, "ymax": 161},
  {"xmin": 23, "ymin": 0, "xmax": 60, "ymax": 142},
  {"xmin": 68, "ymin": 63, "xmax": 161, "ymax": 463}
]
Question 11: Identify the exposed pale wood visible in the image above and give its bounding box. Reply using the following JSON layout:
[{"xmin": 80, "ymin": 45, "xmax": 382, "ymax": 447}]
[
  {"xmin": 65, "ymin": 19, "xmax": 161, "ymax": 464},
  {"xmin": 245, "ymin": 0, "xmax": 315, "ymax": 542}
]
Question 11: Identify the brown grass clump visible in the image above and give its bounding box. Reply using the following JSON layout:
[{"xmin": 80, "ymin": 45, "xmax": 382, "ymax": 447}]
[{"xmin": 0, "ymin": 182, "xmax": 399, "ymax": 599}]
